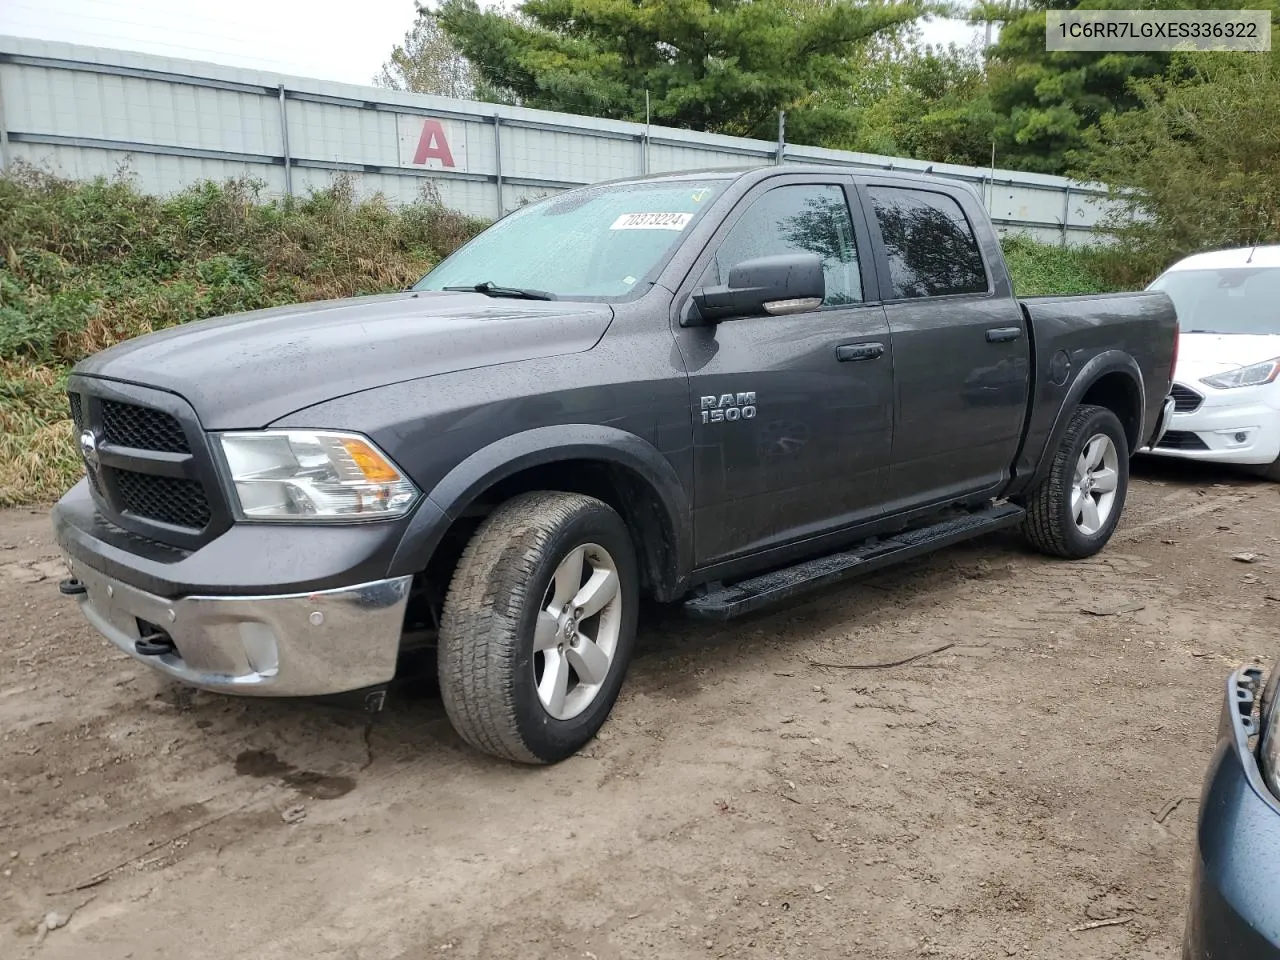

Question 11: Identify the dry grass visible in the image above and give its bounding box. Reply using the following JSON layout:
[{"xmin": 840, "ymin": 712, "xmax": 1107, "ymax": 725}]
[
  {"xmin": 0, "ymin": 360, "xmax": 81, "ymax": 505},
  {"xmin": 0, "ymin": 168, "xmax": 486, "ymax": 504}
]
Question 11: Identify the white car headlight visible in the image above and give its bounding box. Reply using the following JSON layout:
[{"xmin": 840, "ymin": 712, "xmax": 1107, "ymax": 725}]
[
  {"xmin": 216, "ymin": 431, "xmax": 419, "ymax": 521},
  {"xmin": 1200, "ymin": 358, "xmax": 1280, "ymax": 390}
]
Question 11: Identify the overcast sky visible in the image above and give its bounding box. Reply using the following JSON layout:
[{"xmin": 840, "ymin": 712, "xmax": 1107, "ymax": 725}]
[{"xmin": 2, "ymin": 0, "xmax": 987, "ymax": 88}]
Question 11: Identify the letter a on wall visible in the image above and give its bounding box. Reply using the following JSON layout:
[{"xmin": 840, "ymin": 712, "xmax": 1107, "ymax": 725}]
[
  {"xmin": 396, "ymin": 115, "xmax": 468, "ymax": 171},
  {"xmin": 414, "ymin": 119, "xmax": 454, "ymax": 166}
]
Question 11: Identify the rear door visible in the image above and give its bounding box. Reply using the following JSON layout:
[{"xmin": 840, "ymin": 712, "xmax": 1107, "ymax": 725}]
[
  {"xmin": 673, "ymin": 175, "xmax": 894, "ymax": 566},
  {"xmin": 860, "ymin": 181, "xmax": 1029, "ymax": 508}
]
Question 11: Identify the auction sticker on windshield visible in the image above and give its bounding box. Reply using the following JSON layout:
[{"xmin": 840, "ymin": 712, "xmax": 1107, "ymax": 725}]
[{"xmin": 611, "ymin": 212, "xmax": 694, "ymax": 230}]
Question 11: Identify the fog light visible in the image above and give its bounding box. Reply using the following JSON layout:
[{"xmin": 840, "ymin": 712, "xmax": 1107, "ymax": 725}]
[{"xmin": 1215, "ymin": 428, "xmax": 1255, "ymax": 446}]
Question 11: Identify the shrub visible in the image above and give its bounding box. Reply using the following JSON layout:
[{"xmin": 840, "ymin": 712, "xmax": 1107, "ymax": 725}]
[
  {"xmin": 0, "ymin": 168, "xmax": 486, "ymax": 503},
  {"xmin": 1077, "ymin": 51, "xmax": 1280, "ymax": 281},
  {"xmin": 1001, "ymin": 234, "xmax": 1119, "ymax": 297}
]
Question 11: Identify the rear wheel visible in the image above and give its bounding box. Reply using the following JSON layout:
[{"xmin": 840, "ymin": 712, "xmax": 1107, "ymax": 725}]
[
  {"xmin": 1022, "ymin": 404, "xmax": 1129, "ymax": 559},
  {"xmin": 437, "ymin": 492, "xmax": 639, "ymax": 764}
]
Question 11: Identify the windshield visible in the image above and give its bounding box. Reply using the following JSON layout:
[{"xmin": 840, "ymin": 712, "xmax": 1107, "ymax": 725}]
[
  {"xmin": 414, "ymin": 179, "xmax": 729, "ymax": 300},
  {"xmin": 1149, "ymin": 266, "xmax": 1280, "ymax": 334}
]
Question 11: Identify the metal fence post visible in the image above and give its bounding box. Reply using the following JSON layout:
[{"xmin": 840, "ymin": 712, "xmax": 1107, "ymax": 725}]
[
  {"xmin": 775, "ymin": 111, "xmax": 786, "ymax": 166},
  {"xmin": 642, "ymin": 89, "xmax": 651, "ymax": 175},
  {"xmin": 1061, "ymin": 186, "xmax": 1071, "ymax": 246},
  {"xmin": 277, "ymin": 84, "xmax": 293, "ymax": 197},
  {"xmin": 493, "ymin": 113, "xmax": 504, "ymax": 218},
  {"xmin": 0, "ymin": 64, "xmax": 10, "ymax": 173}
]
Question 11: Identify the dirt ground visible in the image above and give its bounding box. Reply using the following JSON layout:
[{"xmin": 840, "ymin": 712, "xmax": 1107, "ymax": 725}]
[{"xmin": 1, "ymin": 460, "xmax": 1277, "ymax": 960}]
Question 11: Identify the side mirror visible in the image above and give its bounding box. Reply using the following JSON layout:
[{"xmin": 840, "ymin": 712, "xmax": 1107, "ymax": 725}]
[{"xmin": 687, "ymin": 253, "xmax": 825, "ymax": 325}]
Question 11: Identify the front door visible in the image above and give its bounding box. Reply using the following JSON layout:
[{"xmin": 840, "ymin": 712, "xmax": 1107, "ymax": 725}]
[{"xmin": 674, "ymin": 178, "xmax": 894, "ymax": 566}]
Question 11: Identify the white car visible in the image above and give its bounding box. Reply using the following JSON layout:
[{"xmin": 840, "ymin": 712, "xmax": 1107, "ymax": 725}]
[{"xmin": 1144, "ymin": 245, "xmax": 1280, "ymax": 480}]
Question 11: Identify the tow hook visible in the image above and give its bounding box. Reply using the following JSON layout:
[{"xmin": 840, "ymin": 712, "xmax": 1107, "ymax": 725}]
[
  {"xmin": 134, "ymin": 620, "xmax": 178, "ymax": 657},
  {"xmin": 135, "ymin": 634, "xmax": 177, "ymax": 657},
  {"xmin": 58, "ymin": 577, "xmax": 87, "ymax": 596}
]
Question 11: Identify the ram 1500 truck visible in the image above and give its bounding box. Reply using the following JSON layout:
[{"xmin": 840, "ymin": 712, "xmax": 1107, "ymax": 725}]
[{"xmin": 52, "ymin": 166, "xmax": 1179, "ymax": 764}]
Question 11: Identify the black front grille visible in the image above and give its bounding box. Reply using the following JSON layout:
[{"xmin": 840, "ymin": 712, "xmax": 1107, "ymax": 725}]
[
  {"xmin": 1170, "ymin": 383, "xmax": 1203, "ymax": 413},
  {"xmin": 114, "ymin": 470, "xmax": 212, "ymax": 529},
  {"xmin": 68, "ymin": 384, "xmax": 220, "ymax": 541},
  {"xmin": 101, "ymin": 400, "xmax": 190, "ymax": 453},
  {"xmin": 1157, "ymin": 430, "xmax": 1209, "ymax": 451}
]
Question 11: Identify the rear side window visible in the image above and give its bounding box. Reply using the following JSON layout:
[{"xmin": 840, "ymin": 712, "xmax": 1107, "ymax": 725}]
[{"xmin": 867, "ymin": 187, "xmax": 988, "ymax": 299}]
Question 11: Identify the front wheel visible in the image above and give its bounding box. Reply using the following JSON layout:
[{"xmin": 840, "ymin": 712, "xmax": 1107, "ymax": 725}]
[
  {"xmin": 437, "ymin": 492, "xmax": 639, "ymax": 764},
  {"xmin": 1247, "ymin": 454, "xmax": 1280, "ymax": 482},
  {"xmin": 1021, "ymin": 404, "xmax": 1130, "ymax": 559}
]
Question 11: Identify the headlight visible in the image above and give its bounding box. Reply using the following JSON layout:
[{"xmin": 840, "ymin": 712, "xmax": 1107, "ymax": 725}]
[
  {"xmin": 1262, "ymin": 670, "xmax": 1280, "ymax": 799},
  {"xmin": 1201, "ymin": 358, "xmax": 1280, "ymax": 390},
  {"xmin": 216, "ymin": 431, "xmax": 419, "ymax": 521}
]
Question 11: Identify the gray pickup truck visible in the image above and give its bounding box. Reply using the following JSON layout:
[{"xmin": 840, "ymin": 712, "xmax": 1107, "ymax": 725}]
[{"xmin": 52, "ymin": 166, "xmax": 1178, "ymax": 763}]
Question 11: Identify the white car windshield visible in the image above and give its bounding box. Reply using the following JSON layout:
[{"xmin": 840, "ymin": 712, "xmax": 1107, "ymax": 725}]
[
  {"xmin": 1150, "ymin": 266, "xmax": 1280, "ymax": 334},
  {"xmin": 414, "ymin": 179, "xmax": 728, "ymax": 300}
]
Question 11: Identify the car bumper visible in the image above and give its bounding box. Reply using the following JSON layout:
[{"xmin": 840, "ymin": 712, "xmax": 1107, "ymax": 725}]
[
  {"xmin": 1147, "ymin": 395, "xmax": 1177, "ymax": 449},
  {"xmin": 52, "ymin": 479, "xmax": 417, "ymax": 698},
  {"xmin": 1183, "ymin": 668, "xmax": 1280, "ymax": 959},
  {"xmin": 1146, "ymin": 390, "xmax": 1280, "ymax": 466}
]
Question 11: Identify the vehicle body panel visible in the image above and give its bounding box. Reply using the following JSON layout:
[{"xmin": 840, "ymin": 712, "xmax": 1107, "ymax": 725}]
[
  {"xmin": 1183, "ymin": 667, "xmax": 1280, "ymax": 959},
  {"xmin": 50, "ymin": 165, "xmax": 1179, "ymax": 699},
  {"xmin": 669, "ymin": 172, "xmax": 893, "ymax": 564},
  {"xmin": 75, "ymin": 292, "xmax": 615, "ymax": 429},
  {"xmin": 1145, "ymin": 247, "xmax": 1280, "ymax": 469},
  {"xmin": 1148, "ymin": 335, "xmax": 1280, "ymax": 467},
  {"xmin": 1009, "ymin": 293, "xmax": 1177, "ymax": 495},
  {"xmin": 856, "ymin": 177, "xmax": 1031, "ymax": 508}
]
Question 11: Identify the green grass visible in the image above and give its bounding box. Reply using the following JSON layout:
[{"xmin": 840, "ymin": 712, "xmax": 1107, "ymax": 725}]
[
  {"xmin": 1001, "ymin": 233, "xmax": 1122, "ymax": 296},
  {"xmin": 0, "ymin": 171, "xmax": 1136, "ymax": 506}
]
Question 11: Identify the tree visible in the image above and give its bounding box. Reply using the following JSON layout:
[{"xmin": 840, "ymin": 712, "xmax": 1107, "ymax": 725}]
[
  {"xmin": 976, "ymin": 0, "xmax": 1279, "ymax": 175},
  {"xmin": 376, "ymin": 5, "xmax": 477, "ymax": 99},
  {"xmin": 1078, "ymin": 51, "xmax": 1280, "ymax": 278},
  {"xmin": 435, "ymin": 0, "xmax": 925, "ymax": 144},
  {"xmin": 848, "ymin": 42, "xmax": 997, "ymax": 165}
]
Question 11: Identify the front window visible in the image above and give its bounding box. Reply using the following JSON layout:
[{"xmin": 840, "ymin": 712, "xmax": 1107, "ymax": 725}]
[
  {"xmin": 705, "ymin": 184, "xmax": 864, "ymax": 305},
  {"xmin": 1149, "ymin": 267, "xmax": 1280, "ymax": 334},
  {"xmin": 414, "ymin": 180, "xmax": 729, "ymax": 300}
]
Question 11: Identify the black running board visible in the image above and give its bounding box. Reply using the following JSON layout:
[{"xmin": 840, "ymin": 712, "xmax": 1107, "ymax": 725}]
[{"xmin": 683, "ymin": 503, "xmax": 1026, "ymax": 621}]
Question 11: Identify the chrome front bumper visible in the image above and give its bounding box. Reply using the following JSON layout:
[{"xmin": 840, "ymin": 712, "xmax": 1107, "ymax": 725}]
[{"xmin": 65, "ymin": 558, "xmax": 412, "ymax": 697}]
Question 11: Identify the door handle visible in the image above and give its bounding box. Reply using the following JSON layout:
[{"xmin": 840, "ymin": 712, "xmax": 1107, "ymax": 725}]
[
  {"xmin": 986, "ymin": 326, "xmax": 1023, "ymax": 343},
  {"xmin": 836, "ymin": 342, "xmax": 885, "ymax": 362}
]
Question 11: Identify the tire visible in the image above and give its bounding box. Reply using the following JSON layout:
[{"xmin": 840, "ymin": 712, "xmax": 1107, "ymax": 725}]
[
  {"xmin": 1247, "ymin": 456, "xmax": 1280, "ymax": 482},
  {"xmin": 437, "ymin": 492, "xmax": 639, "ymax": 764},
  {"xmin": 1021, "ymin": 404, "xmax": 1130, "ymax": 559}
]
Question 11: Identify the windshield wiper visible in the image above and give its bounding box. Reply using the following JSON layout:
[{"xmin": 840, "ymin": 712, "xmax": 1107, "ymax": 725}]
[{"xmin": 443, "ymin": 281, "xmax": 556, "ymax": 301}]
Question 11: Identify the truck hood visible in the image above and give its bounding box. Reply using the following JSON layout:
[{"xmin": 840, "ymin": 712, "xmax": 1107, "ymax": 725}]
[
  {"xmin": 74, "ymin": 291, "xmax": 614, "ymax": 429},
  {"xmin": 1175, "ymin": 333, "xmax": 1280, "ymax": 384}
]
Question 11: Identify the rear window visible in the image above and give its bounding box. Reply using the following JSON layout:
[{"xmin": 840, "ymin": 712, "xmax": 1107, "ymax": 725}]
[
  {"xmin": 867, "ymin": 187, "xmax": 988, "ymax": 299},
  {"xmin": 1149, "ymin": 267, "xmax": 1280, "ymax": 335}
]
